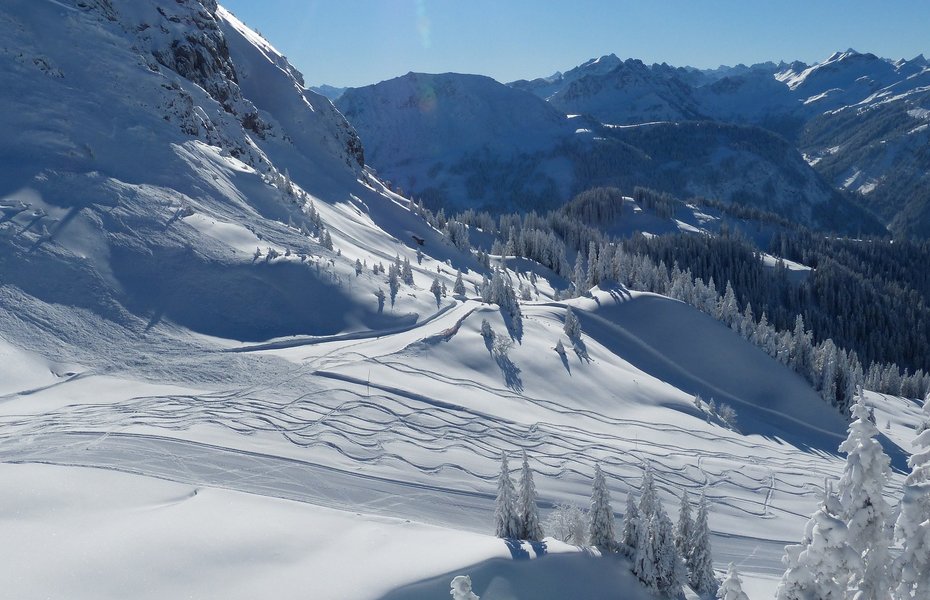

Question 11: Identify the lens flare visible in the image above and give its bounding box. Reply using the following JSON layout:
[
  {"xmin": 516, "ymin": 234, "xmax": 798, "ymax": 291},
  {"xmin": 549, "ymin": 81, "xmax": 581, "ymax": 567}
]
[{"xmin": 416, "ymin": 0, "xmax": 431, "ymax": 49}]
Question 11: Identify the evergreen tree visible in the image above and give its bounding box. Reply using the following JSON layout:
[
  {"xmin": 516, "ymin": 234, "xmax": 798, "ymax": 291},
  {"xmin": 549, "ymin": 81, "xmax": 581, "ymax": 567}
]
[
  {"xmin": 676, "ymin": 490, "xmax": 694, "ymax": 562},
  {"xmin": 589, "ymin": 463, "xmax": 617, "ymax": 552},
  {"xmin": 402, "ymin": 257, "xmax": 414, "ymax": 285},
  {"xmin": 321, "ymin": 228, "xmax": 334, "ymax": 251},
  {"xmin": 388, "ymin": 265, "xmax": 400, "ymax": 307},
  {"xmin": 621, "ymin": 492, "xmax": 641, "ymax": 557},
  {"xmin": 430, "ymin": 277, "xmax": 443, "ymax": 308},
  {"xmin": 564, "ymin": 306, "xmax": 581, "ymax": 340},
  {"xmin": 690, "ymin": 491, "xmax": 718, "ymax": 596},
  {"xmin": 653, "ymin": 499, "xmax": 686, "ymax": 599},
  {"xmin": 453, "ymin": 269, "xmax": 466, "ymax": 295},
  {"xmin": 633, "ymin": 465, "xmax": 659, "ymax": 589},
  {"xmin": 494, "ymin": 453, "xmax": 520, "ymax": 539},
  {"xmin": 894, "ymin": 394, "xmax": 930, "ymax": 600},
  {"xmin": 775, "ymin": 484, "xmax": 860, "ymax": 600},
  {"xmin": 573, "ymin": 252, "xmax": 586, "ymax": 297},
  {"xmin": 837, "ymin": 391, "xmax": 892, "ymax": 600},
  {"xmin": 517, "ymin": 451, "xmax": 544, "ymax": 542},
  {"xmin": 717, "ymin": 563, "xmax": 749, "ymax": 600}
]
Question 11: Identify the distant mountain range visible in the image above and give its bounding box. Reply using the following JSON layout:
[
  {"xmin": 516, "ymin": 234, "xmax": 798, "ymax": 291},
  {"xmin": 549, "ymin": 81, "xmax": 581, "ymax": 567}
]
[{"xmin": 330, "ymin": 50, "xmax": 930, "ymax": 237}]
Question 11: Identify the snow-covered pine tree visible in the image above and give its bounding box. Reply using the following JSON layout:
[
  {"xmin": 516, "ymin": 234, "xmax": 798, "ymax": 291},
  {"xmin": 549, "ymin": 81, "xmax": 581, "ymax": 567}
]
[
  {"xmin": 402, "ymin": 257, "xmax": 414, "ymax": 285},
  {"xmin": 894, "ymin": 392, "xmax": 930, "ymax": 600},
  {"xmin": 837, "ymin": 391, "xmax": 891, "ymax": 600},
  {"xmin": 494, "ymin": 453, "xmax": 520, "ymax": 539},
  {"xmin": 589, "ymin": 463, "xmax": 617, "ymax": 552},
  {"xmin": 388, "ymin": 265, "xmax": 400, "ymax": 307},
  {"xmin": 517, "ymin": 451, "xmax": 544, "ymax": 542},
  {"xmin": 775, "ymin": 483, "xmax": 860, "ymax": 600},
  {"xmin": 633, "ymin": 465, "xmax": 659, "ymax": 589},
  {"xmin": 573, "ymin": 252, "xmax": 586, "ymax": 297},
  {"xmin": 676, "ymin": 490, "xmax": 694, "ymax": 562},
  {"xmin": 563, "ymin": 306, "xmax": 581, "ymax": 340},
  {"xmin": 430, "ymin": 277, "xmax": 443, "ymax": 308},
  {"xmin": 554, "ymin": 339, "xmax": 566, "ymax": 356},
  {"xmin": 717, "ymin": 563, "xmax": 749, "ymax": 600},
  {"xmin": 621, "ymin": 492, "xmax": 641, "ymax": 557},
  {"xmin": 354, "ymin": 258, "xmax": 363, "ymax": 276},
  {"xmin": 450, "ymin": 575, "xmax": 480, "ymax": 600},
  {"xmin": 453, "ymin": 269, "xmax": 466, "ymax": 295},
  {"xmin": 374, "ymin": 288, "xmax": 385, "ymax": 313},
  {"xmin": 653, "ymin": 499, "xmax": 686, "ymax": 599},
  {"xmin": 321, "ymin": 228, "xmax": 334, "ymax": 251},
  {"xmin": 689, "ymin": 491, "xmax": 717, "ymax": 596}
]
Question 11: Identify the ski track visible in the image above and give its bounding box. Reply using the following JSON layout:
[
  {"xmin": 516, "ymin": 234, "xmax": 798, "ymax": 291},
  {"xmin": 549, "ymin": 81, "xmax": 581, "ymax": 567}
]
[{"xmin": 0, "ymin": 297, "xmax": 869, "ymax": 583}]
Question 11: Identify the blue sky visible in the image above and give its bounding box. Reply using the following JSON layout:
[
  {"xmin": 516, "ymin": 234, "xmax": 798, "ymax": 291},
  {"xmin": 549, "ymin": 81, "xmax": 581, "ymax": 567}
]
[{"xmin": 220, "ymin": 1, "xmax": 930, "ymax": 88}]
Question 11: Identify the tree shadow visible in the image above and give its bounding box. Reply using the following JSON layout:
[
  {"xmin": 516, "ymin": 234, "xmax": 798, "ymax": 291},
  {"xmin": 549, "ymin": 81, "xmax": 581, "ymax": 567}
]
[
  {"xmin": 496, "ymin": 351, "xmax": 523, "ymax": 391},
  {"xmin": 504, "ymin": 538, "xmax": 531, "ymax": 560},
  {"xmin": 558, "ymin": 349, "xmax": 571, "ymax": 375}
]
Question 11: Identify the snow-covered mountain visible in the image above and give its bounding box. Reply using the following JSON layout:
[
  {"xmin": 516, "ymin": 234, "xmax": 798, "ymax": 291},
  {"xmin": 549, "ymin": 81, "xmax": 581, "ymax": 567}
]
[
  {"xmin": 1, "ymin": 3, "xmax": 923, "ymax": 599},
  {"xmin": 337, "ymin": 72, "xmax": 585, "ymax": 212},
  {"xmin": 336, "ymin": 70, "xmax": 880, "ymax": 232},
  {"xmin": 508, "ymin": 50, "xmax": 930, "ymax": 237}
]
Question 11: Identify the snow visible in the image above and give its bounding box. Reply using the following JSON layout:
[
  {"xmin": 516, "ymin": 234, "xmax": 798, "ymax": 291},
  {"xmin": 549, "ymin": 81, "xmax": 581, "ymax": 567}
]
[{"xmin": 0, "ymin": 3, "xmax": 922, "ymax": 599}]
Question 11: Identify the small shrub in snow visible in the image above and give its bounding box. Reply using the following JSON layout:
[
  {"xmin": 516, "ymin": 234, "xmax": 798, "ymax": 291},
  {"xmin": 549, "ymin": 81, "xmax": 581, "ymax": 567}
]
[
  {"xmin": 545, "ymin": 503, "xmax": 587, "ymax": 546},
  {"xmin": 717, "ymin": 563, "xmax": 749, "ymax": 600},
  {"xmin": 450, "ymin": 575, "xmax": 479, "ymax": 600},
  {"xmin": 717, "ymin": 403, "xmax": 738, "ymax": 430}
]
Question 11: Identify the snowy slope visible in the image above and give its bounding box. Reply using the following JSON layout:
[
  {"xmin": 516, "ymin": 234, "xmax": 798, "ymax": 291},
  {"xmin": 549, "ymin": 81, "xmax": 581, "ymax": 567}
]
[
  {"xmin": 337, "ymin": 72, "xmax": 582, "ymax": 211},
  {"xmin": 0, "ymin": 3, "xmax": 922, "ymax": 600}
]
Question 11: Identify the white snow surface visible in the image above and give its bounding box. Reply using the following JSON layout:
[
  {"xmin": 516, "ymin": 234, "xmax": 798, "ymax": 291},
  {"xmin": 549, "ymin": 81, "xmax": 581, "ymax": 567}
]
[{"xmin": 0, "ymin": 3, "xmax": 920, "ymax": 600}]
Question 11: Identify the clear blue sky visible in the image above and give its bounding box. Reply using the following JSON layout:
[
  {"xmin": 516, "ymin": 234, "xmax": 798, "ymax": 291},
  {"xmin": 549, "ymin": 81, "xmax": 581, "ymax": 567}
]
[{"xmin": 220, "ymin": 0, "xmax": 930, "ymax": 88}]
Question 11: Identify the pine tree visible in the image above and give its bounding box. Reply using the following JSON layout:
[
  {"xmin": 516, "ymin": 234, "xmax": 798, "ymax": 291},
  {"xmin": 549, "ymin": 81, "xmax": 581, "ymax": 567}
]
[
  {"xmin": 388, "ymin": 265, "xmax": 400, "ymax": 307},
  {"xmin": 894, "ymin": 394, "xmax": 930, "ymax": 600},
  {"xmin": 676, "ymin": 490, "xmax": 694, "ymax": 562},
  {"xmin": 837, "ymin": 391, "xmax": 891, "ymax": 600},
  {"xmin": 717, "ymin": 563, "xmax": 749, "ymax": 600},
  {"xmin": 621, "ymin": 492, "xmax": 641, "ymax": 557},
  {"xmin": 453, "ymin": 269, "xmax": 466, "ymax": 295},
  {"xmin": 517, "ymin": 451, "xmax": 544, "ymax": 542},
  {"xmin": 321, "ymin": 228, "xmax": 333, "ymax": 251},
  {"xmin": 589, "ymin": 463, "xmax": 617, "ymax": 552},
  {"xmin": 690, "ymin": 491, "xmax": 717, "ymax": 596},
  {"xmin": 494, "ymin": 453, "xmax": 520, "ymax": 539},
  {"xmin": 573, "ymin": 252, "xmax": 586, "ymax": 297},
  {"xmin": 653, "ymin": 499, "xmax": 686, "ymax": 599},
  {"xmin": 633, "ymin": 465, "xmax": 659, "ymax": 589},
  {"xmin": 776, "ymin": 484, "xmax": 860, "ymax": 600},
  {"xmin": 402, "ymin": 257, "xmax": 414, "ymax": 285},
  {"xmin": 430, "ymin": 277, "xmax": 443, "ymax": 308},
  {"xmin": 563, "ymin": 306, "xmax": 581, "ymax": 340}
]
